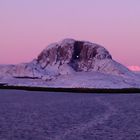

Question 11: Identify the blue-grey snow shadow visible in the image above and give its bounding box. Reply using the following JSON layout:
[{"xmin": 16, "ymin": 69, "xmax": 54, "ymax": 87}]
[{"xmin": 0, "ymin": 90, "xmax": 140, "ymax": 140}]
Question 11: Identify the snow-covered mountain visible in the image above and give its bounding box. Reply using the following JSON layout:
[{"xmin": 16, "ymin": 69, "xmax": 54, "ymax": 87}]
[
  {"xmin": 128, "ymin": 65, "xmax": 140, "ymax": 72},
  {"xmin": 0, "ymin": 39, "xmax": 140, "ymax": 88}
]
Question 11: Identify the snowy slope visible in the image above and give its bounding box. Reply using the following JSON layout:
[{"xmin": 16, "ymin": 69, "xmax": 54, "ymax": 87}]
[{"xmin": 0, "ymin": 38, "xmax": 140, "ymax": 88}]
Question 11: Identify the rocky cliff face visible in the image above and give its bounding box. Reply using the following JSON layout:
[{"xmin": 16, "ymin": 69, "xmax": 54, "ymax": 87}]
[
  {"xmin": 0, "ymin": 39, "xmax": 134, "ymax": 80},
  {"xmin": 35, "ymin": 39, "xmax": 132, "ymax": 76},
  {"xmin": 37, "ymin": 39, "xmax": 112, "ymax": 71}
]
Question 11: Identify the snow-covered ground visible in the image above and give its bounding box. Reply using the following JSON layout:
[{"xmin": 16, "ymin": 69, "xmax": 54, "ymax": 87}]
[
  {"xmin": 0, "ymin": 71, "xmax": 140, "ymax": 89},
  {"xmin": 0, "ymin": 90, "xmax": 140, "ymax": 139}
]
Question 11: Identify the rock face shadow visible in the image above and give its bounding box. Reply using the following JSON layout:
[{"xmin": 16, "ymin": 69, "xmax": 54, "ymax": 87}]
[{"xmin": 69, "ymin": 41, "xmax": 84, "ymax": 71}]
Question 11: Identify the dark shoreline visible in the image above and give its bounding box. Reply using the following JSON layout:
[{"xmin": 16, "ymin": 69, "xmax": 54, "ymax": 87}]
[{"xmin": 0, "ymin": 85, "xmax": 140, "ymax": 93}]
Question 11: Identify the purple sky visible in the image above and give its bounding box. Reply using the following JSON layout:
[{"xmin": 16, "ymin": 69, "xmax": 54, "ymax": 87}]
[{"xmin": 0, "ymin": 0, "xmax": 140, "ymax": 67}]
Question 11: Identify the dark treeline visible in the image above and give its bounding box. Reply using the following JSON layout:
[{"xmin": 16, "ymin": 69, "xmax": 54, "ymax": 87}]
[{"xmin": 0, "ymin": 85, "xmax": 140, "ymax": 93}]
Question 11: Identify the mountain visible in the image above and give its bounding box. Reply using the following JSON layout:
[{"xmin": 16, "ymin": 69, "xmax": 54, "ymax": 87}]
[
  {"xmin": 128, "ymin": 65, "xmax": 140, "ymax": 72},
  {"xmin": 0, "ymin": 39, "xmax": 140, "ymax": 88}
]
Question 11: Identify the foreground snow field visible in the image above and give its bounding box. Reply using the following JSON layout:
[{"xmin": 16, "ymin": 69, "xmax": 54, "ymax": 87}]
[{"xmin": 0, "ymin": 90, "xmax": 140, "ymax": 140}]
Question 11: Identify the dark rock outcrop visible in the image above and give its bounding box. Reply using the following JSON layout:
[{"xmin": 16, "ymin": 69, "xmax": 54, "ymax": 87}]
[{"xmin": 36, "ymin": 39, "xmax": 113, "ymax": 73}]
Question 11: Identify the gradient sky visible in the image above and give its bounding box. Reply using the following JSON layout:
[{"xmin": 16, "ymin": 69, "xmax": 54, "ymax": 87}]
[{"xmin": 0, "ymin": 0, "xmax": 140, "ymax": 67}]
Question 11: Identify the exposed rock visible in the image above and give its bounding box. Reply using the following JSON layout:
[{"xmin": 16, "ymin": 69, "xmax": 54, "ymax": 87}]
[{"xmin": 36, "ymin": 38, "xmax": 132, "ymax": 77}]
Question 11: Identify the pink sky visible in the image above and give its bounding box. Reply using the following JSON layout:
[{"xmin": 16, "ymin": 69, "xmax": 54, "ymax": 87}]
[
  {"xmin": 0, "ymin": 0, "xmax": 140, "ymax": 68},
  {"xmin": 128, "ymin": 66, "xmax": 140, "ymax": 71}
]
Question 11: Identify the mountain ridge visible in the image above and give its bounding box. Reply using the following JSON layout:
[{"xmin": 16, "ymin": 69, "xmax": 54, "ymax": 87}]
[{"xmin": 0, "ymin": 38, "xmax": 139, "ymax": 88}]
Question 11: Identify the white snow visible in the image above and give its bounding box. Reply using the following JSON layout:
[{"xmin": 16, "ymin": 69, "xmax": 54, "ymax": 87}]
[{"xmin": 0, "ymin": 71, "xmax": 140, "ymax": 89}]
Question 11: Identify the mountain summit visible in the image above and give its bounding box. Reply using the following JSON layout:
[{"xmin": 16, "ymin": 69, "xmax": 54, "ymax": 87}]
[
  {"xmin": 36, "ymin": 38, "xmax": 131, "ymax": 76},
  {"xmin": 0, "ymin": 39, "xmax": 139, "ymax": 88}
]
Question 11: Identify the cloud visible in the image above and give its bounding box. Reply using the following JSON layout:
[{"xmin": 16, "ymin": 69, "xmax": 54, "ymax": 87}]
[{"xmin": 128, "ymin": 66, "xmax": 140, "ymax": 71}]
